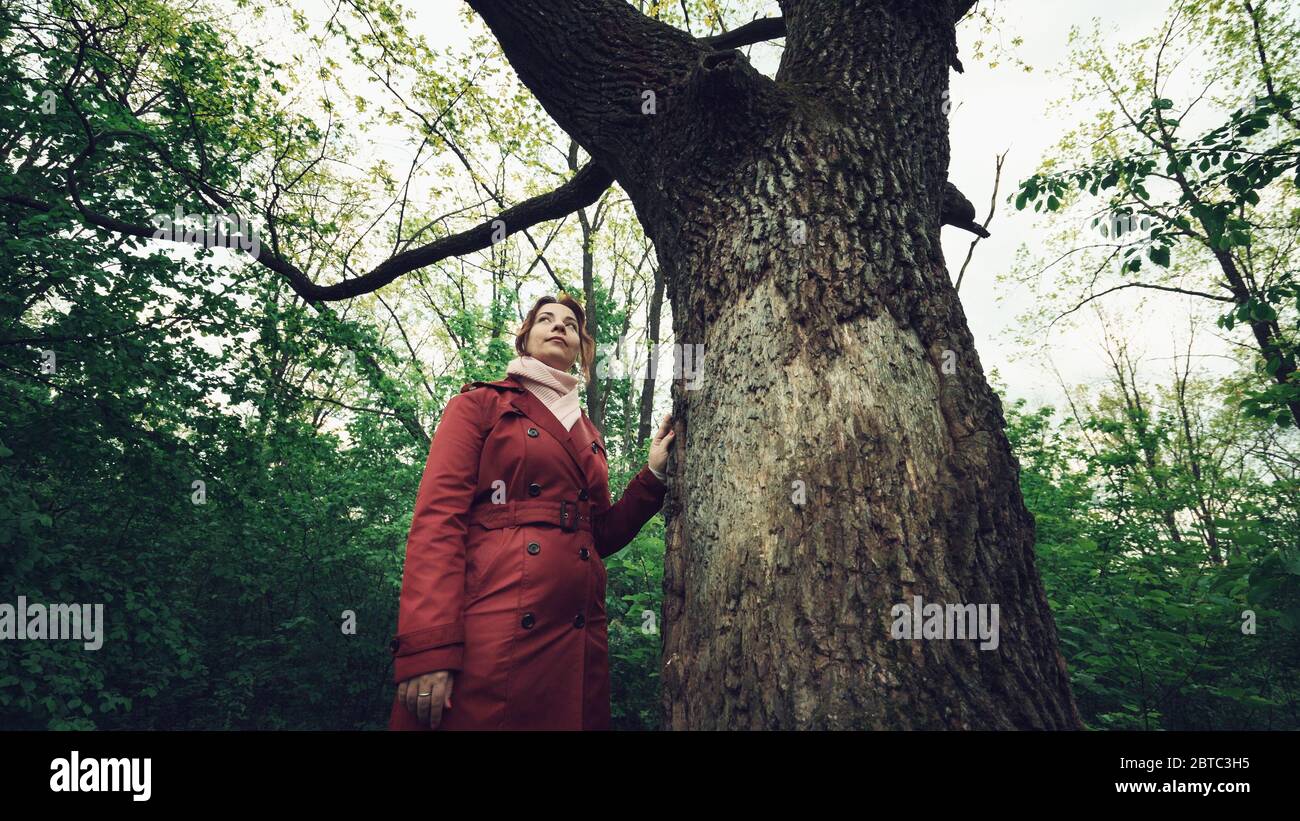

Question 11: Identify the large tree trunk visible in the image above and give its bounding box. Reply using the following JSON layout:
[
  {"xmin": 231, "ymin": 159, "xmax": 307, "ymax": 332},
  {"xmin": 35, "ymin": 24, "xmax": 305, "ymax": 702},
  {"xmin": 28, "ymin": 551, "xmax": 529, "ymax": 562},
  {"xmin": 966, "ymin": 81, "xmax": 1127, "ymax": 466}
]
[{"xmin": 468, "ymin": 0, "xmax": 1083, "ymax": 730}]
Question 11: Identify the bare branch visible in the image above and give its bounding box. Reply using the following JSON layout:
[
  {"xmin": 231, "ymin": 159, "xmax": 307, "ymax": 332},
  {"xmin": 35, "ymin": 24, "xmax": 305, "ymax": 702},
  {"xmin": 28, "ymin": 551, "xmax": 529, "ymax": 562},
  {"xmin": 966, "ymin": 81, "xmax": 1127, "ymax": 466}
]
[
  {"xmin": 955, "ymin": 149, "xmax": 1007, "ymax": 291},
  {"xmin": 1052, "ymin": 281, "xmax": 1235, "ymax": 328}
]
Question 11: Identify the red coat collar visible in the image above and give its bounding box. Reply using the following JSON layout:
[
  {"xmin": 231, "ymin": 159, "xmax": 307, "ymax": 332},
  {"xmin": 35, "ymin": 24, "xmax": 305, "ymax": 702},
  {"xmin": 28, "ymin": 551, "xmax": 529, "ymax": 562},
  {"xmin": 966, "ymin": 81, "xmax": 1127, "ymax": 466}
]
[
  {"xmin": 459, "ymin": 375, "xmax": 525, "ymax": 393},
  {"xmin": 461, "ymin": 374, "xmax": 604, "ymax": 481}
]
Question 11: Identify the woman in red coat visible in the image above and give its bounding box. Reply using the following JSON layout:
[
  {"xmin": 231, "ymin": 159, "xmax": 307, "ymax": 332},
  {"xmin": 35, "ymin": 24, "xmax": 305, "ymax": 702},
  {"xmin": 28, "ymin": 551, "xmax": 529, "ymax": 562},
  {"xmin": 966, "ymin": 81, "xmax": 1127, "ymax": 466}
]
[{"xmin": 388, "ymin": 293, "xmax": 675, "ymax": 730}]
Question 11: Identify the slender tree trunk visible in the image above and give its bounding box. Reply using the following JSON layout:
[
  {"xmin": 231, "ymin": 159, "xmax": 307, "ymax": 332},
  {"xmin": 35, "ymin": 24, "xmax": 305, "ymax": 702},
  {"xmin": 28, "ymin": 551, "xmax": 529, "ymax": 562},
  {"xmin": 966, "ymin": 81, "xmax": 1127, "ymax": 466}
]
[
  {"xmin": 567, "ymin": 140, "xmax": 608, "ymax": 429},
  {"xmin": 469, "ymin": 0, "xmax": 1082, "ymax": 730},
  {"xmin": 1213, "ymin": 249, "xmax": 1300, "ymax": 428},
  {"xmin": 1172, "ymin": 363, "xmax": 1223, "ymax": 564},
  {"xmin": 637, "ymin": 257, "xmax": 665, "ymax": 447},
  {"xmin": 1105, "ymin": 343, "xmax": 1185, "ymax": 546}
]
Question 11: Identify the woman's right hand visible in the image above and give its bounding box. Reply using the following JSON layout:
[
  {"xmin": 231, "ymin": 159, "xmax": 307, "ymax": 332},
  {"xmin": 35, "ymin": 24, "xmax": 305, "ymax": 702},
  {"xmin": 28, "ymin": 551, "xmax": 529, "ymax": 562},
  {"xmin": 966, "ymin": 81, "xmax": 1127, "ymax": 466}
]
[
  {"xmin": 398, "ymin": 670, "xmax": 455, "ymax": 729},
  {"xmin": 648, "ymin": 413, "xmax": 676, "ymax": 477}
]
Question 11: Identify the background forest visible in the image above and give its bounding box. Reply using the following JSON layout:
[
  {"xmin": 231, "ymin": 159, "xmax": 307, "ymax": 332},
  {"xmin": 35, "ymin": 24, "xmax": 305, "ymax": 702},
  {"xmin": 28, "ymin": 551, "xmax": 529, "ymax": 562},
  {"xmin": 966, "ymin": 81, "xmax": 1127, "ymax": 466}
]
[{"xmin": 1, "ymin": 0, "xmax": 1296, "ymax": 729}]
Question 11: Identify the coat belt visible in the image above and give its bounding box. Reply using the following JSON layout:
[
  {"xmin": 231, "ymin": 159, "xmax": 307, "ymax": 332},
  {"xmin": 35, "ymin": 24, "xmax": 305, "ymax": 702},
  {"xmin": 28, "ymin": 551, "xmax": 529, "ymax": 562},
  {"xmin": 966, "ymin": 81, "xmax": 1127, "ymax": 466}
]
[{"xmin": 467, "ymin": 499, "xmax": 593, "ymax": 532}]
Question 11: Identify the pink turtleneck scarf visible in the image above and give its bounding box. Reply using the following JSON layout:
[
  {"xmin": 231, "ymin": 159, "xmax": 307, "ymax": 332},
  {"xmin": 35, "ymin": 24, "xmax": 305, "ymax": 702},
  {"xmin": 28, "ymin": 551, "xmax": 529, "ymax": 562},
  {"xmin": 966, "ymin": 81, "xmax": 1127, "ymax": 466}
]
[{"xmin": 506, "ymin": 354, "xmax": 582, "ymax": 431}]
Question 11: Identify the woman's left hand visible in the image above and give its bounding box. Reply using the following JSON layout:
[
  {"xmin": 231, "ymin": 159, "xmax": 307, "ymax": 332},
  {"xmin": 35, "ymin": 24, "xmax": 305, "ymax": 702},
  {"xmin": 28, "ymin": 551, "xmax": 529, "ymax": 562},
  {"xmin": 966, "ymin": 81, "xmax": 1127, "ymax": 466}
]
[{"xmin": 648, "ymin": 413, "xmax": 676, "ymax": 476}]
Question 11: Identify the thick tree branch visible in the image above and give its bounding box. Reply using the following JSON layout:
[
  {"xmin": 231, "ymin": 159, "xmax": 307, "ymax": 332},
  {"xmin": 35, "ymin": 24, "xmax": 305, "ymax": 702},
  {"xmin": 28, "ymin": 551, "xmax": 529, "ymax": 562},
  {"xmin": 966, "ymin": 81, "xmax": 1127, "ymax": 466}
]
[
  {"xmin": 701, "ymin": 16, "xmax": 785, "ymax": 50},
  {"xmin": 463, "ymin": 0, "xmax": 776, "ymax": 196},
  {"xmin": 702, "ymin": 14, "xmax": 969, "ymax": 72},
  {"xmin": 21, "ymin": 136, "xmax": 614, "ymax": 303},
  {"xmin": 321, "ymin": 162, "xmax": 612, "ymax": 300}
]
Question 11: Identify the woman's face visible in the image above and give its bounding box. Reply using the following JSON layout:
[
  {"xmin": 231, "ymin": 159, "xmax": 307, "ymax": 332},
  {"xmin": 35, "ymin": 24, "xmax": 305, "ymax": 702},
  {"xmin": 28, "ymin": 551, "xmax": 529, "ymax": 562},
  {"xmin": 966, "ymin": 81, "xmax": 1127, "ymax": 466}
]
[{"xmin": 526, "ymin": 303, "xmax": 580, "ymax": 372}]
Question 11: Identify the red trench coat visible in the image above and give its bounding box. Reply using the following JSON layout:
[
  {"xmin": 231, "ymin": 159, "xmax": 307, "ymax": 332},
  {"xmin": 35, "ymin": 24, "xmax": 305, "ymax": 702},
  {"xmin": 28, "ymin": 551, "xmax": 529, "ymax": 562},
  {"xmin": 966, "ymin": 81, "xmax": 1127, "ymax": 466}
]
[{"xmin": 387, "ymin": 375, "xmax": 667, "ymax": 730}]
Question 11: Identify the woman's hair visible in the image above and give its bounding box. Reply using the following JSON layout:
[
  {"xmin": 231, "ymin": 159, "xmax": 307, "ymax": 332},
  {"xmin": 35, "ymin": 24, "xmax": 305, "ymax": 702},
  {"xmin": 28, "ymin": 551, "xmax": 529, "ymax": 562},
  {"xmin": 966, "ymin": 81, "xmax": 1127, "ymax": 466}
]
[{"xmin": 515, "ymin": 293, "xmax": 596, "ymax": 383}]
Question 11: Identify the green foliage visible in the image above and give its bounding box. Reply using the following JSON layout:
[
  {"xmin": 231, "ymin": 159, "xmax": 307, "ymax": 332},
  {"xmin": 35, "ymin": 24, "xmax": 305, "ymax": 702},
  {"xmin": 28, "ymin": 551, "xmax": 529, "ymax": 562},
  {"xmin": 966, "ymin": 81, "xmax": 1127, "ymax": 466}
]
[
  {"xmin": 1015, "ymin": 91, "xmax": 1297, "ymax": 265},
  {"xmin": 0, "ymin": 0, "xmax": 462, "ymax": 728},
  {"xmin": 1010, "ymin": 0, "xmax": 1300, "ymax": 429},
  {"xmin": 0, "ymin": 260, "xmax": 431, "ymax": 728},
  {"xmin": 605, "ymin": 525, "xmax": 666, "ymax": 731},
  {"xmin": 1004, "ymin": 381, "xmax": 1300, "ymax": 730}
]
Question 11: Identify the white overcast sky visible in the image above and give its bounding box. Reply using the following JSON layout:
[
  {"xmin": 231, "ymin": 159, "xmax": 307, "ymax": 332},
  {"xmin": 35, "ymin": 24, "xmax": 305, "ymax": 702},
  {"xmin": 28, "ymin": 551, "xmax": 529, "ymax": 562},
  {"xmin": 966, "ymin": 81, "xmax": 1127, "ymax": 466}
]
[{"xmin": 368, "ymin": 1, "xmax": 1222, "ymax": 413}]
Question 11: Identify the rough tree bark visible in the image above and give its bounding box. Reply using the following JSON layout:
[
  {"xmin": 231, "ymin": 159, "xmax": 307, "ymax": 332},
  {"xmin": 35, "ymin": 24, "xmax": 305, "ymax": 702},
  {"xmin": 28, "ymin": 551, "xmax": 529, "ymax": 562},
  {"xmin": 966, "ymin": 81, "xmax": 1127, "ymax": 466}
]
[{"xmin": 470, "ymin": 0, "xmax": 1082, "ymax": 729}]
